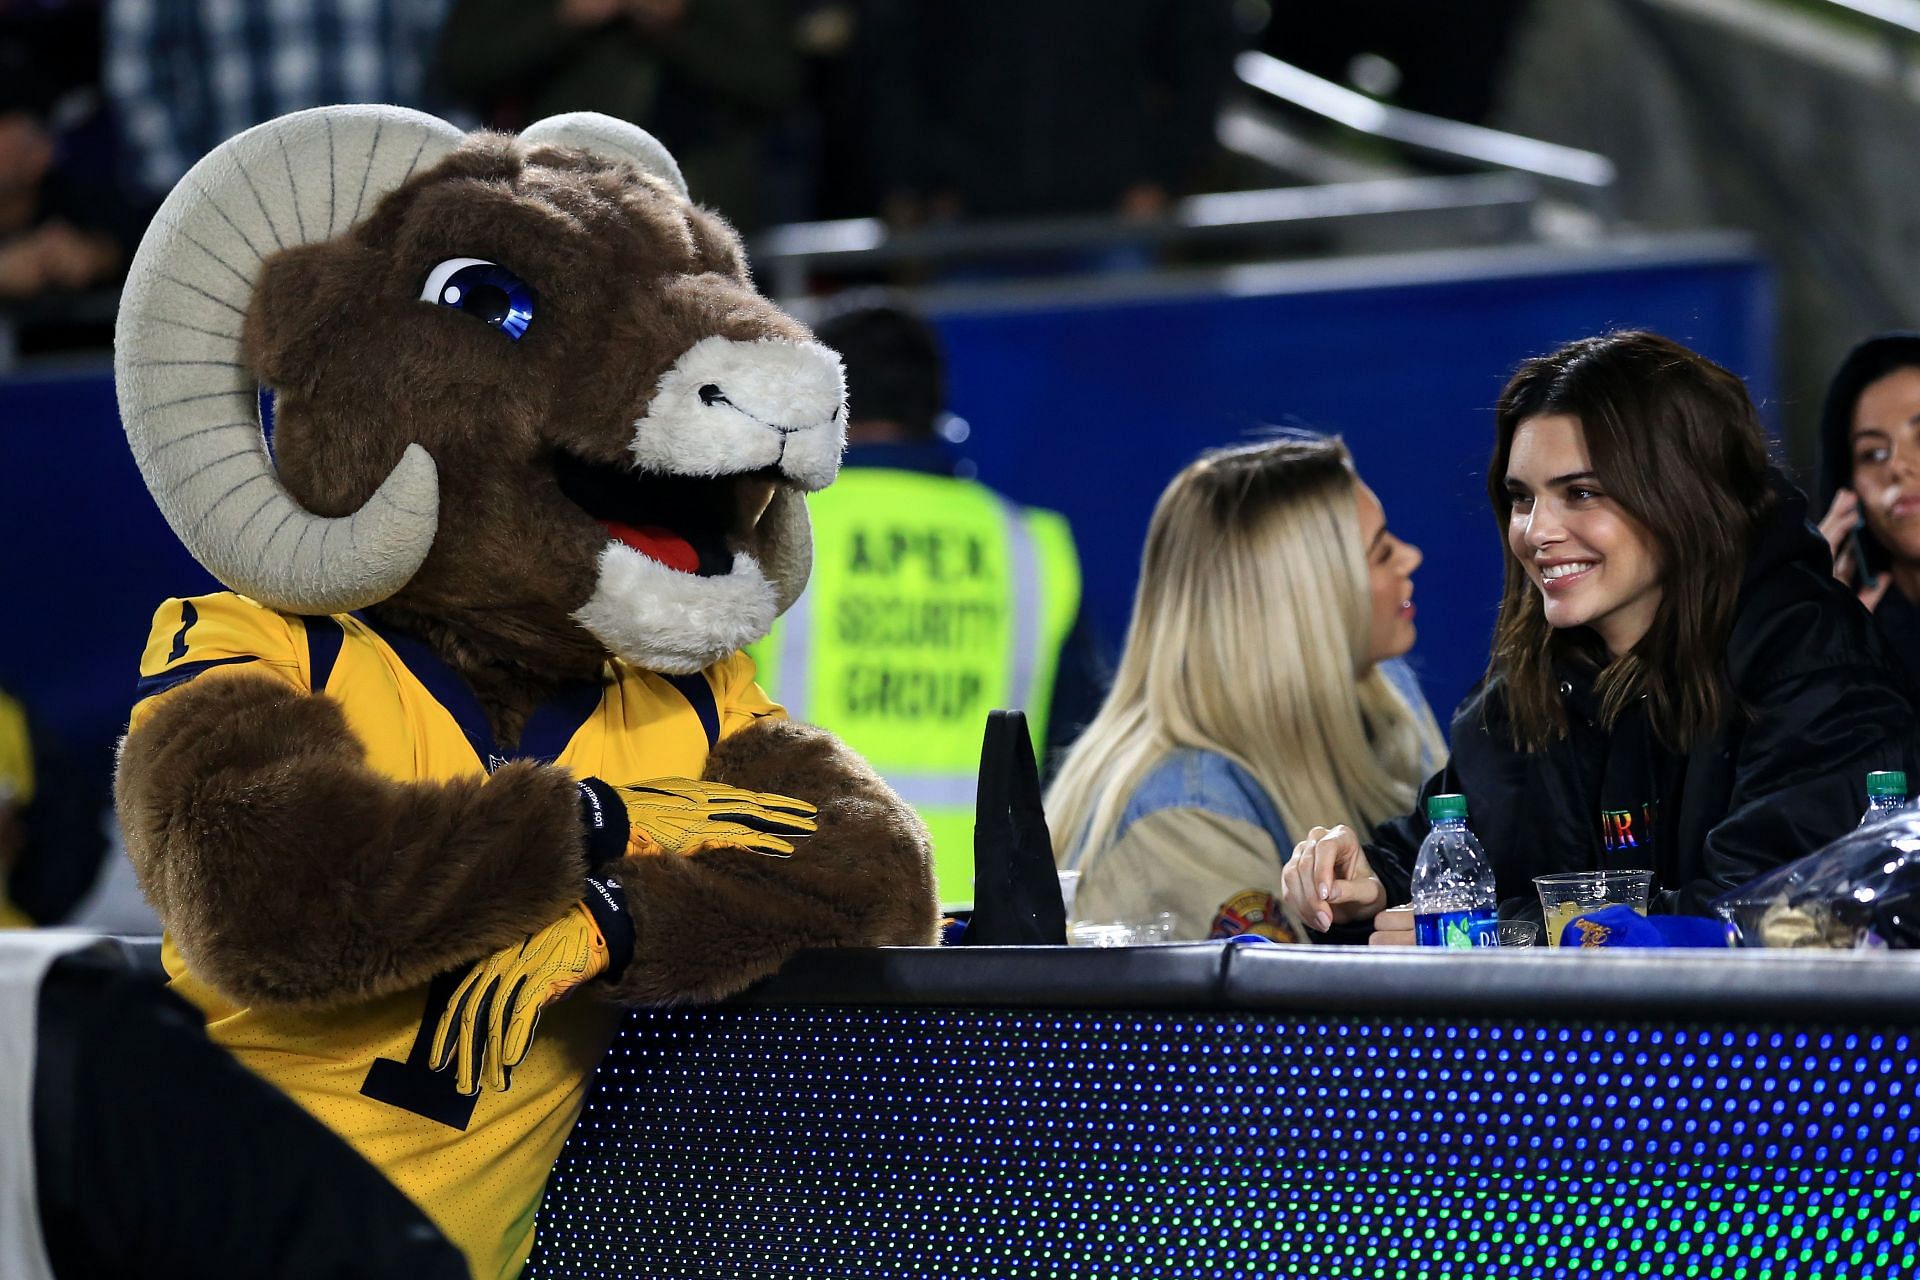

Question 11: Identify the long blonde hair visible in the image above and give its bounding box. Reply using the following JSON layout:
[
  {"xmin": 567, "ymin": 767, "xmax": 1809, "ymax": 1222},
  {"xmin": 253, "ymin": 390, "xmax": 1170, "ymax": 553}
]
[{"xmin": 1047, "ymin": 436, "xmax": 1447, "ymax": 868}]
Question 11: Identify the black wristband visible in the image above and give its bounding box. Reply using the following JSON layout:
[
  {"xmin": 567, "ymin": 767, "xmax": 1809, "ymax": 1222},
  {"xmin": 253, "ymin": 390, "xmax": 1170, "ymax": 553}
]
[
  {"xmin": 576, "ymin": 778, "xmax": 630, "ymax": 868},
  {"xmin": 580, "ymin": 871, "xmax": 636, "ymax": 982}
]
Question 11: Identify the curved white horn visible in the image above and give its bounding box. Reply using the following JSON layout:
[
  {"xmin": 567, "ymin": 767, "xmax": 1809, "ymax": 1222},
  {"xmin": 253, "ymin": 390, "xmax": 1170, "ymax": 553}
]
[
  {"xmin": 518, "ymin": 112, "xmax": 688, "ymax": 198},
  {"xmin": 114, "ymin": 105, "xmax": 464, "ymax": 614}
]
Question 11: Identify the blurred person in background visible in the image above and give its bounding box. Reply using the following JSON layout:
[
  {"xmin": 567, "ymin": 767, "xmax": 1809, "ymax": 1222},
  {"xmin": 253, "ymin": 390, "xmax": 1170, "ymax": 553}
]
[
  {"xmin": 0, "ymin": 687, "xmax": 33, "ymax": 926},
  {"xmin": 1815, "ymin": 333, "xmax": 1920, "ymax": 681},
  {"xmin": 859, "ymin": 0, "xmax": 1238, "ymax": 230},
  {"xmin": 105, "ymin": 0, "xmax": 451, "ymax": 204},
  {"xmin": 1282, "ymin": 332, "xmax": 1920, "ymax": 943},
  {"xmin": 0, "ymin": 0, "xmax": 140, "ymax": 302},
  {"xmin": 749, "ymin": 297, "xmax": 1099, "ymax": 906},
  {"xmin": 787, "ymin": 1, "xmax": 876, "ymax": 222},
  {"xmin": 1047, "ymin": 435, "xmax": 1445, "ymax": 943},
  {"xmin": 437, "ymin": 0, "xmax": 801, "ymax": 231},
  {"xmin": 0, "ymin": 685, "xmax": 117, "ymax": 930},
  {"xmin": 0, "ymin": 114, "xmax": 121, "ymax": 300}
]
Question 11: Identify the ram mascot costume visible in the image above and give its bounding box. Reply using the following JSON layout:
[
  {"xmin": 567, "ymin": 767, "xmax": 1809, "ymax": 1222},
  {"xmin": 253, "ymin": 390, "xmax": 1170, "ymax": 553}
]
[{"xmin": 111, "ymin": 106, "xmax": 939, "ymax": 1277}]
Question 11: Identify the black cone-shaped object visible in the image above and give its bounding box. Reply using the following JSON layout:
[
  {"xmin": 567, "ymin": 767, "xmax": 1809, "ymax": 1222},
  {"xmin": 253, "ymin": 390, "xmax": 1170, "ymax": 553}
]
[{"xmin": 963, "ymin": 709, "xmax": 1066, "ymax": 945}]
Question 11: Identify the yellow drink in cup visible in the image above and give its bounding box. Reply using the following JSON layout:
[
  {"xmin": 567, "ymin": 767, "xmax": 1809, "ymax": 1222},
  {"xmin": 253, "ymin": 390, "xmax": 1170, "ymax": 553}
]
[
  {"xmin": 1544, "ymin": 899, "xmax": 1605, "ymax": 945},
  {"xmin": 1534, "ymin": 870, "xmax": 1655, "ymax": 946}
]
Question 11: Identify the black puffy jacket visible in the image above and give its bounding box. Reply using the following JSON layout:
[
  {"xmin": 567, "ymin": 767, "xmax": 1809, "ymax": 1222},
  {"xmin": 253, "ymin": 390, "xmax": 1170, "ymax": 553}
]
[{"xmin": 1366, "ymin": 478, "xmax": 1920, "ymax": 921}]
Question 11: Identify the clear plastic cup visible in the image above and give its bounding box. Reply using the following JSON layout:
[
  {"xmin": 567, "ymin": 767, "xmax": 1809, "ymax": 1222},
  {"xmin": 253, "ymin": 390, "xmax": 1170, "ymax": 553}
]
[
  {"xmin": 1066, "ymin": 913, "xmax": 1174, "ymax": 947},
  {"xmin": 1056, "ymin": 869, "xmax": 1081, "ymax": 920},
  {"xmin": 1496, "ymin": 920, "xmax": 1541, "ymax": 948},
  {"xmin": 1534, "ymin": 870, "xmax": 1655, "ymax": 947}
]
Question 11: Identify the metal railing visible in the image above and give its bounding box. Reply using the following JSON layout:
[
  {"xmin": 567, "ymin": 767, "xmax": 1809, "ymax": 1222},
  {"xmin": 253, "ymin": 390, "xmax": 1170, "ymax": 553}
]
[
  {"xmin": 1823, "ymin": 0, "xmax": 1920, "ymax": 36},
  {"xmin": 749, "ymin": 172, "xmax": 1541, "ymax": 298},
  {"xmin": 1232, "ymin": 51, "xmax": 1618, "ymax": 198},
  {"xmin": 744, "ymin": 48, "xmax": 1621, "ymax": 297}
]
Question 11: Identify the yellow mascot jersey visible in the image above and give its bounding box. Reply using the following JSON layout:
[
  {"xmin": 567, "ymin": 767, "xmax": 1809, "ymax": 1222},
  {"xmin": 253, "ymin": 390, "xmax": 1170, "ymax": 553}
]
[{"xmin": 130, "ymin": 592, "xmax": 782, "ymax": 1279}]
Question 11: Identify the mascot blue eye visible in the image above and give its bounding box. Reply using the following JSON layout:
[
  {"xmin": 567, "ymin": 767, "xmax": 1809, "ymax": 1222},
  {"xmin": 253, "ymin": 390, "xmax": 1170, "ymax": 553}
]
[{"xmin": 418, "ymin": 257, "xmax": 535, "ymax": 341}]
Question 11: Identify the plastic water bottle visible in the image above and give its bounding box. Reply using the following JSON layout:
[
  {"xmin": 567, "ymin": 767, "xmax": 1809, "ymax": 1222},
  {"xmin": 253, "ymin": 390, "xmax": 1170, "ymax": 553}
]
[
  {"xmin": 1412, "ymin": 793, "xmax": 1498, "ymax": 948},
  {"xmin": 1861, "ymin": 770, "xmax": 1908, "ymax": 826}
]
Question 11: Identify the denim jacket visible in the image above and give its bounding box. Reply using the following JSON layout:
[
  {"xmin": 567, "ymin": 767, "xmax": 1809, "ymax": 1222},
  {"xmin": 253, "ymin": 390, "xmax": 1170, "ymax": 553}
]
[{"xmin": 1066, "ymin": 659, "xmax": 1433, "ymax": 940}]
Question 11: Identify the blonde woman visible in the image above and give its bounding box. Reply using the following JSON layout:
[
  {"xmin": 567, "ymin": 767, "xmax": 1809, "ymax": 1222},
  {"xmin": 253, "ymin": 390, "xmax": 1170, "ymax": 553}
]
[{"xmin": 1047, "ymin": 435, "xmax": 1446, "ymax": 942}]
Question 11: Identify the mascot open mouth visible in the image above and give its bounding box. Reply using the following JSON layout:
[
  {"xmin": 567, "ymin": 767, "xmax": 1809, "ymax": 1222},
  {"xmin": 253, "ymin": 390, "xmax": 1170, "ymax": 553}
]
[{"xmin": 554, "ymin": 452, "xmax": 779, "ymax": 577}]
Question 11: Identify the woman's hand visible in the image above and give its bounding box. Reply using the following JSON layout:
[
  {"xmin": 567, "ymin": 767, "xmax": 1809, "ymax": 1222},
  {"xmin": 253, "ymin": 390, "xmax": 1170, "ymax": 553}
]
[
  {"xmin": 1818, "ymin": 488, "xmax": 1892, "ymax": 610},
  {"xmin": 1368, "ymin": 905, "xmax": 1416, "ymax": 946},
  {"xmin": 1817, "ymin": 488, "xmax": 1859, "ymax": 563},
  {"xmin": 1280, "ymin": 825, "xmax": 1387, "ymax": 933}
]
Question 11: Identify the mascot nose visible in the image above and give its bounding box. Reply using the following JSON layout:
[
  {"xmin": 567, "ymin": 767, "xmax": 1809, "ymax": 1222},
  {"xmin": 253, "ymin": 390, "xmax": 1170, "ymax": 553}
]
[
  {"xmin": 634, "ymin": 335, "xmax": 849, "ymax": 491},
  {"xmin": 673, "ymin": 336, "xmax": 844, "ymax": 432},
  {"xmin": 695, "ymin": 380, "xmax": 816, "ymax": 433}
]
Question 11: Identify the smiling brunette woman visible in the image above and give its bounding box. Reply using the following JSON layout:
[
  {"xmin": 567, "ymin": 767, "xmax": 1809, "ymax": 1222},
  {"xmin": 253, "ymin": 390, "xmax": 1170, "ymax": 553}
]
[{"xmin": 1278, "ymin": 331, "xmax": 1920, "ymax": 941}]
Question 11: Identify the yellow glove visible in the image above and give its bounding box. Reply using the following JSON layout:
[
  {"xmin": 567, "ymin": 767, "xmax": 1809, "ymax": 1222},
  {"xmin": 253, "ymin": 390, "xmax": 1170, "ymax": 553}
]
[
  {"xmin": 577, "ymin": 776, "xmax": 817, "ymax": 861},
  {"xmin": 430, "ymin": 873, "xmax": 632, "ymax": 1095}
]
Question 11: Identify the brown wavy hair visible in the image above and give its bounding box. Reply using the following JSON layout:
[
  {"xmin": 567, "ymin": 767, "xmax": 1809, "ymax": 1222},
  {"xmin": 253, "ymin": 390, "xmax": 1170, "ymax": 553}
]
[{"xmin": 1487, "ymin": 331, "xmax": 1774, "ymax": 750}]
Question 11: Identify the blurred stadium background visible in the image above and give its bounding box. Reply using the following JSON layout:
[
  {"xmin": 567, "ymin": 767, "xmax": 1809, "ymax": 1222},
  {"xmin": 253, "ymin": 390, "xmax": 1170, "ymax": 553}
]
[{"xmin": 1, "ymin": 0, "xmax": 1912, "ymax": 920}]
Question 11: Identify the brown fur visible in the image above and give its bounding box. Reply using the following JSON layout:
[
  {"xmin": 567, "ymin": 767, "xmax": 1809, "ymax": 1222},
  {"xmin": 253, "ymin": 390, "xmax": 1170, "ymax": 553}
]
[
  {"xmin": 599, "ymin": 718, "xmax": 940, "ymax": 1006},
  {"xmin": 116, "ymin": 670, "xmax": 586, "ymax": 1006}
]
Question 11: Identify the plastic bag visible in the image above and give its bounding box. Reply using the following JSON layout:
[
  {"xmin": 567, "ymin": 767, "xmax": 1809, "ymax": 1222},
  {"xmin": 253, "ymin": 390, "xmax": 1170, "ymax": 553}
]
[{"xmin": 1711, "ymin": 807, "xmax": 1920, "ymax": 949}]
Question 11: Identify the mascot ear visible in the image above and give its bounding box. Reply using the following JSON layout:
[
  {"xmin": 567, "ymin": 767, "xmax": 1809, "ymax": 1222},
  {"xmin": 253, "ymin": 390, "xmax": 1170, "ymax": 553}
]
[
  {"xmin": 519, "ymin": 113, "xmax": 688, "ymax": 197},
  {"xmin": 243, "ymin": 241, "xmax": 364, "ymax": 397}
]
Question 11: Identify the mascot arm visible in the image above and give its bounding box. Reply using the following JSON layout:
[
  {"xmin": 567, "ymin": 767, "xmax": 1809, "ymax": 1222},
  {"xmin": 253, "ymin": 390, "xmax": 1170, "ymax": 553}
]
[
  {"xmin": 116, "ymin": 669, "xmax": 588, "ymax": 1008},
  {"xmin": 595, "ymin": 717, "xmax": 940, "ymax": 1006}
]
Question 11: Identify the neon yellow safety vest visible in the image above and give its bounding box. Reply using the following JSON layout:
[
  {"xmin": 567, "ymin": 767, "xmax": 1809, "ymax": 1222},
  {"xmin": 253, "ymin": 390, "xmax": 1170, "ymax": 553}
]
[{"xmin": 751, "ymin": 468, "xmax": 1081, "ymax": 909}]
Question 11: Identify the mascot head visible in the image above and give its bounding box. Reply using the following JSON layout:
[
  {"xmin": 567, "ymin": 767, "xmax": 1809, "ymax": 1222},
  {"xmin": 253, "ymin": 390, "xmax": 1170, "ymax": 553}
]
[{"xmin": 115, "ymin": 106, "xmax": 845, "ymax": 675}]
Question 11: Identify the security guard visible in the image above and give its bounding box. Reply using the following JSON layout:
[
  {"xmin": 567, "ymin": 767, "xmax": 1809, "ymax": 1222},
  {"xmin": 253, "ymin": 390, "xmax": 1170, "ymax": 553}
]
[{"xmin": 752, "ymin": 301, "xmax": 1094, "ymax": 907}]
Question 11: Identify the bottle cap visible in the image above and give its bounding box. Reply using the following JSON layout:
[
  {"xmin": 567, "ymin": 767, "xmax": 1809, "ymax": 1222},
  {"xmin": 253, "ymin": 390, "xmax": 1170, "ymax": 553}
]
[
  {"xmin": 1427, "ymin": 793, "xmax": 1468, "ymax": 822},
  {"xmin": 1868, "ymin": 770, "xmax": 1908, "ymax": 798}
]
